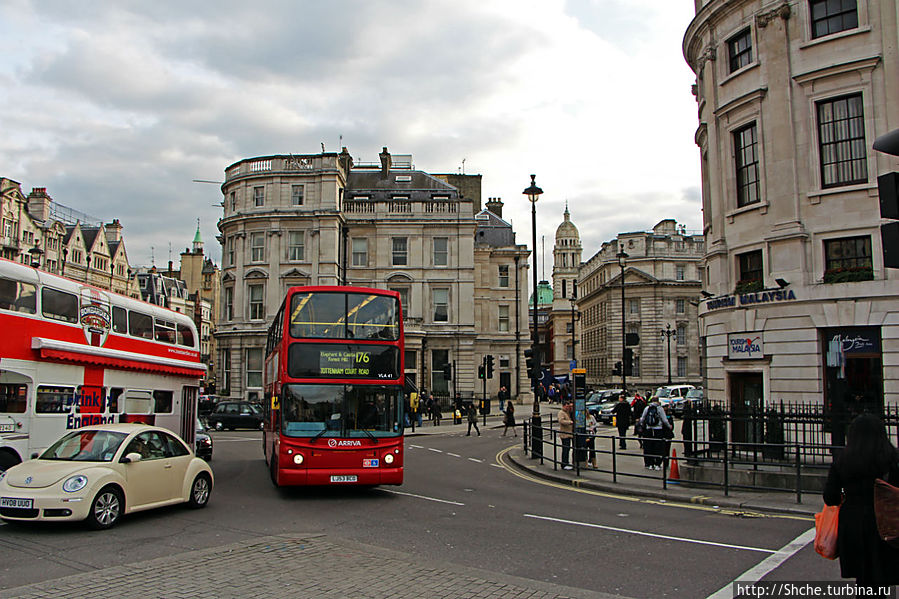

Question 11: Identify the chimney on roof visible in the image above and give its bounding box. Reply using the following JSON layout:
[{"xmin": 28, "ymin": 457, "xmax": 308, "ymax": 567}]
[
  {"xmin": 486, "ymin": 197, "xmax": 503, "ymax": 218},
  {"xmin": 105, "ymin": 219, "xmax": 123, "ymax": 243},
  {"xmin": 379, "ymin": 147, "xmax": 391, "ymax": 179}
]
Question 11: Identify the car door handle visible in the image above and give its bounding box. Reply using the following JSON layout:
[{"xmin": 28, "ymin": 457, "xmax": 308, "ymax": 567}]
[{"xmin": 164, "ymin": 464, "xmax": 173, "ymax": 469}]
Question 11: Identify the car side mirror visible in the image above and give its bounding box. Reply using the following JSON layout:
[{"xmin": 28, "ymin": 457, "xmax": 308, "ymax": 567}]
[
  {"xmin": 31, "ymin": 452, "xmax": 39, "ymax": 459},
  {"xmin": 122, "ymin": 452, "xmax": 142, "ymax": 463}
]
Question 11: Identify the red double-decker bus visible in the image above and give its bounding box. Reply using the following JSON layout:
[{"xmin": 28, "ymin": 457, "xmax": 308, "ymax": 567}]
[{"xmin": 263, "ymin": 286, "xmax": 404, "ymax": 487}]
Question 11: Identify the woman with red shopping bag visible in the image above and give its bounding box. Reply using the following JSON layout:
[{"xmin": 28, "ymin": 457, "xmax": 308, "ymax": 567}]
[{"xmin": 822, "ymin": 414, "xmax": 899, "ymax": 587}]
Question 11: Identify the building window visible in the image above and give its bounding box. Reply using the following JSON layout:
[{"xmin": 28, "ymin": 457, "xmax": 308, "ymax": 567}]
[
  {"xmin": 389, "ymin": 286, "xmax": 409, "ymax": 315},
  {"xmin": 433, "ymin": 237, "xmax": 448, "ymax": 266},
  {"xmin": 562, "ymin": 279, "xmax": 567, "ymax": 299},
  {"xmin": 226, "ymin": 236, "xmax": 235, "ymax": 266},
  {"xmin": 628, "ymin": 298, "xmax": 640, "ymax": 315},
  {"xmin": 229, "ymin": 192, "xmax": 236, "ymax": 211},
  {"xmin": 499, "ymin": 265, "xmax": 509, "ymax": 288},
  {"xmin": 817, "ymin": 94, "xmax": 867, "ymax": 188},
  {"xmin": 727, "ymin": 28, "xmax": 752, "ymax": 73},
  {"xmin": 498, "ymin": 305, "xmax": 510, "ymax": 332},
  {"xmin": 223, "ymin": 287, "xmax": 233, "ymax": 320},
  {"xmin": 810, "ymin": 0, "xmax": 858, "ymax": 39},
  {"xmin": 404, "ymin": 350, "xmax": 417, "ymax": 370},
  {"xmin": 248, "ymin": 284, "xmax": 264, "ymax": 320},
  {"xmin": 392, "ymin": 237, "xmax": 408, "ymax": 266},
  {"xmin": 250, "ymin": 232, "xmax": 265, "ymax": 262},
  {"xmin": 291, "ymin": 185, "xmax": 304, "ymax": 206},
  {"xmin": 632, "ymin": 355, "xmax": 641, "ymax": 377},
  {"xmin": 677, "ymin": 324, "xmax": 686, "ymax": 346},
  {"xmin": 253, "ymin": 186, "xmax": 264, "ymax": 207},
  {"xmin": 734, "ymin": 123, "xmax": 760, "ymax": 207},
  {"xmin": 676, "ymin": 299, "xmax": 685, "ymax": 314},
  {"xmin": 824, "ymin": 236, "xmax": 873, "ymax": 282},
  {"xmin": 433, "ymin": 288, "xmax": 448, "ymax": 322},
  {"xmin": 352, "ymin": 238, "xmax": 367, "ymax": 267},
  {"xmin": 676, "ymin": 265, "xmax": 686, "ymax": 281},
  {"xmin": 220, "ymin": 349, "xmax": 231, "ymax": 396},
  {"xmin": 246, "ymin": 348, "xmax": 263, "ymax": 388},
  {"xmin": 737, "ymin": 250, "xmax": 763, "ymax": 288},
  {"xmin": 677, "ymin": 356, "xmax": 687, "ymax": 378},
  {"xmin": 287, "ymin": 231, "xmax": 304, "ymax": 261}
]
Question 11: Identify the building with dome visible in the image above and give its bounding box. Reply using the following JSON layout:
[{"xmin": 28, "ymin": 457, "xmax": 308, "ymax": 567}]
[{"xmin": 547, "ymin": 206, "xmax": 582, "ymax": 378}]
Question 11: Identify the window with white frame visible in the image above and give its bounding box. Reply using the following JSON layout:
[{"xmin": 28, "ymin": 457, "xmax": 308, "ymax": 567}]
[
  {"xmin": 498, "ymin": 265, "xmax": 509, "ymax": 288},
  {"xmin": 676, "ymin": 299, "xmax": 685, "ymax": 314},
  {"xmin": 254, "ymin": 186, "xmax": 265, "ymax": 207},
  {"xmin": 734, "ymin": 122, "xmax": 760, "ymax": 207},
  {"xmin": 287, "ymin": 231, "xmax": 304, "ymax": 261},
  {"xmin": 389, "ymin": 286, "xmax": 409, "ymax": 315},
  {"xmin": 677, "ymin": 356, "xmax": 687, "ymax": 378},
  {"xmin": 676, "ymin": 264, "xmax": 686, "ymax": 281},
  {"xmin": 250, "ymin": 232, "xmax": 265, "ymax": 262},
  {"xmin": 498, "ymin": 305, "xmax": 509, "ymax": 332},
  {"xmin": 433, "ymin": 237, "xmax": 448, "ymax": 266},
  {"xmin": 817, "ymin": 94, "xmax": 867, "ymax": 188},
  {"xmin": 291, "ymin": 185, "xmax": 304, "ymax": 206},
  {"xmin": 223, "ymin": 286, "xmax": 233, "ymax": 320},
  {"xmin": 392, "ymin": 237, "xmax": 407, "ymax": 266},
  {"xmin": 246, "ymin": 348, "xmax": 263, "ymax": 388},
  {"xmin": 628, "ymin": 298, "xmax": 640, "ymax": 315},
  {"xmin": 352, "ymin": 238, "xmax": 368, "ymax": 266},
  {"xmin": 677, "ymin": 324, "xmax": 686, "ymax": 346},
  {"xmin": 810, "ymin": 0, "xmax": 858, "ymax": 39},
  {"xmin": 220, "ymin": 349, "xmax": 231, "ymax": 396},
  {"xmin": 248, "ymin": 284, "xmax": 265, "ymax": 320},
  {"xmin": 433, "ymin": 288, "xmax": 448, "ymax": 322},
  {"xmin": 226, "ymin": 236, "xmax": 235, "ymax": 266}
]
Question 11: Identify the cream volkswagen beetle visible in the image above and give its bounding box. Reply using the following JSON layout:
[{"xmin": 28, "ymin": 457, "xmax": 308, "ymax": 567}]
[{"xmin": 0, "ymin": 423, "xmax": 213, "ymax": 529}]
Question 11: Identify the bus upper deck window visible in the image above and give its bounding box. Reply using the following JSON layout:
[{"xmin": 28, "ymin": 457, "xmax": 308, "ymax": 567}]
[
  {"xmin": 154, "ymin": 318, "xmax": 176, "ymax": 344},
  {"xmin": 0, "ymin": 277, "xmax": 35, "ymax": 314},
  {"xmin": 112, "ymin": 306, "xmax": 128, "ymax": 333},
  {"xmin": 41, "ymin": 287, "xmax": 78, "ymax": 323},
  {"xmin": 177, "ymin": 324, "xmax": 195, "ymax": 347},
  {"xmin": 129, "ymin": 310, "xmax": 153, "ymax": 339}
]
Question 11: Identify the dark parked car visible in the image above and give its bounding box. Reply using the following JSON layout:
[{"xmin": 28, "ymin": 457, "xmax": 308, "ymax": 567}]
[
  {"xmin": 207, "ymin": 401, "xmax": 264, "ymax": 431},
  {"xmin": 195, "ymin": 419, "xmax": 213, "ymax": 461},
  {"xmin": 198, "ymin": 395, "xmax": 218, "ymax": 417}
]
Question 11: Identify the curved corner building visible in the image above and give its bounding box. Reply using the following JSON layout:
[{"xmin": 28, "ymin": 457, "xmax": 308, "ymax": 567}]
[{"xmin": 683, "ymin": 0, "xmax": 899, "ymax": 418}]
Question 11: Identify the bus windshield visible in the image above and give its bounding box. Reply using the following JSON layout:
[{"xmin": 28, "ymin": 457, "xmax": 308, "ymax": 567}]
[
  {"xmin": 289, "ymin": 292, "xmax": 399, "ymax": 340},
  {"xmin": 280, "ymin": 383, "xmax": 402, "ymax": 438}
]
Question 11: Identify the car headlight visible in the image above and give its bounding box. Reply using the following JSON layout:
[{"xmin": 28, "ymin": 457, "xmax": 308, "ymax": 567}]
[
  {"xmin": 62, "ymin": 474, "xmax": 88, "ymax": 493},
  {"xmin": 384, "ymin": 453, "xmax": 394, "ymax": 464}
]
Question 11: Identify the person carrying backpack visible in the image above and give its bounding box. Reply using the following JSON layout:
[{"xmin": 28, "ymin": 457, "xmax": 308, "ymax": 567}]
[{"xmin": 639, "ymin": 398, "xmax": 672, "ymax": 470}]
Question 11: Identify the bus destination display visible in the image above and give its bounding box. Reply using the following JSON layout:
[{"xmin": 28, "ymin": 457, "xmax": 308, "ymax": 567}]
[{"xmin": 287, "ymin": 343, "xmax": 400, "ymax": 380}]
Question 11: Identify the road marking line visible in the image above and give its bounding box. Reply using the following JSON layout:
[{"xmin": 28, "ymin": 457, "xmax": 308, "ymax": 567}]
[
  {"xmin": 408, "ymin": 444, "xmax": 424, "ymax": 449},
  {"xmin": 447, "ymin": 452, "xmax": 461, "ymax": 458},
  {"xmin": 468, "ymin": 458, "xmax": 483, "ymax": 463},
  {"xmin": 382, "ymin": 489, "xmax": 464, "ymax": 505},
  {"xmin": 524, "ymin": 514, "xmax": 777, "ymax": 554},
  {"xmin": 428, "ymin": 448, "xmax": 443, "ymax": 453},
  {"xmin": 705, "ymin": 527, "xmax": 816, "ymax": 599}
]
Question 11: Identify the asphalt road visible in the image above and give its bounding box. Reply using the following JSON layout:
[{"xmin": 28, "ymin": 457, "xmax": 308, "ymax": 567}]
[{"xmin": 0, "ymin": 427, "xmax": 839, "ymax": 598}]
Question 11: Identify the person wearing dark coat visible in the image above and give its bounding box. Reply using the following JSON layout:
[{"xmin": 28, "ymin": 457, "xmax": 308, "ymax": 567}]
[
  {"xmin": 631, "ymin": 394, "xmax": 647, "ymax": 448},
  {"xmin": 612, "ymin": 393, "xmax": 632, "ymax": 449},
  {"xmin": 823, "ymin": 414, "xmax": 899, "ymax": 587}
]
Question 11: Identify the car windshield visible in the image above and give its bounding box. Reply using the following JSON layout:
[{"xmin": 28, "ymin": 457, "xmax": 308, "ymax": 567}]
[
  {"xmin": 656, "ymin": 388, "xmax": 672, "ymax": 398},
  {"xmin": 41, "ymin": 430, "xmax": 128, "ymax": 462},
  {"xmin": 280, "ymin": 383, "xmax": 402, "ymax": 438},
  {"xmin": 686, "ymin": 390, "xmax": 703, "ymax": 399}
]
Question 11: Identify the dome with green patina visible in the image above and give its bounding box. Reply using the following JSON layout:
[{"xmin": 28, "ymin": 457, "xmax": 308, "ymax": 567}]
[{"xmin": 529, "ymin": 280, "xmax": 553, "ymax": 306}]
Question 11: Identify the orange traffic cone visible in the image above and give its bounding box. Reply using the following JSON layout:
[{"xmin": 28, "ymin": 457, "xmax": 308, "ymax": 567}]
[{"xmin": 669, "ymin": 448, "xmax": 680, "ymax": 480}]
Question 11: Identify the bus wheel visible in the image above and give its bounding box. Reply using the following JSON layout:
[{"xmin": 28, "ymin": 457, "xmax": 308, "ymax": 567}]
[
  {"xmin": 87, "ymin": 486, "xmax": 123, "ymax": 530},
  {"xmin": 187, "ymin": 473, "xmax": 212, "ymax": 509},
  {"xmin": 270, "ymin": 456, "xmax": 280, "ymax": 487},
  {"xmin": 0, "ymin": 451, "xmax": 21, "ymax": 473}
]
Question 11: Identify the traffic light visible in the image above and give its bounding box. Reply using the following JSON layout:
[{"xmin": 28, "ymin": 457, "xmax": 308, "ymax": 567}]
[
  {"xmin": 612, "ymin": 361, "xmax": 622, "ymax": 376},
  {"xmin": 623, "ymin": 348, "xmax": 634, "ymax": 376},
  {"xmin": 443, "ymin": 363, "xmax": 452, "ymax": 380},
  {"xmin": 478, "ymin": 364, "xmax": 485, "ymax": 379},
  {"xmin": 524, "ymin": 347, "xmax": 539, "ymax": 380},
  {"xmin": 879, "ymin": 172, "xmax": 899, "ymax": 268},
  {"xmin": 485, "ymin": 354, "xmax": 494, "ymax": 379}
]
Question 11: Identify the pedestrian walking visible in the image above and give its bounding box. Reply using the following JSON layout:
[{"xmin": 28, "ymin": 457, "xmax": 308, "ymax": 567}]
[
  {"xmin": 823, "ymin": 414, "xmax": 899, "ymax": 588},
  {"xmin": 466, "ymin": 403, "xmax": 480, "ymax": 436},
  {"xmin": 502, "ymin": 399, "xmax": 517, "ymax": 437},
  {"xmin": 631, "ymin": 393, "xmax": 647, "ymax": 448},
  {"xmin": 613, "ymin": 393, "xmax": 631, "ymax": 449},
  {"xmin": 410, "ymin": 391, "xmax": 422, "ymax": 427},
  {"xmin": 585, "ymin": 408, "xmax": 598, "ymax": 468},
  {"xmin": 638, "ymin": 398, "xmax": 672, "ymax": 470},
  {"xmin": 558, "ymin": 401, "xmax": 574, "ymax": 470}
]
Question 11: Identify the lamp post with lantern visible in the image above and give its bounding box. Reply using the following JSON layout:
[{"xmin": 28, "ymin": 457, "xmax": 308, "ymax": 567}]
[
  {"xmin": 523, "ymin": 175, "xmax": 543, "ymax": 457},
  {"xmin": 617, "ymin": 246, "xmax": 628, "ymax": 392}
]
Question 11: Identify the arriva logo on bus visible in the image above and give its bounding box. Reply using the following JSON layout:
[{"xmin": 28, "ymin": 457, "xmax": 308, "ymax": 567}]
[{"xmin": 328, "ymin": 439, "xmax": 362, "ymax": 447}]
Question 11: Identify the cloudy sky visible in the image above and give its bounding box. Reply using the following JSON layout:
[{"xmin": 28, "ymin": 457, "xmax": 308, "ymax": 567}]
[{"xmin": 0, "ymin": 0, "xmax": 701, "ymax": 271}]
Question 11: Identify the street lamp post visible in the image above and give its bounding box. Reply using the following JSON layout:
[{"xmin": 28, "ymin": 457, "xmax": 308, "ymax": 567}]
[
  {"xmin": 523, "ymin": 175, "xmax": 543, "ymax": 455},
  {"xmin": 660, "ymin": 323, "xmax": 675, "ymax": 384},
  {"xmin": 617, "ymin": 246, "xmax": 628, "ymax": 392}
]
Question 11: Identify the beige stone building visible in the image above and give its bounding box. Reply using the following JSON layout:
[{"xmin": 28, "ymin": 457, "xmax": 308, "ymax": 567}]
[
  {"xmin": 684, "ymin": 0, "xmax": 899, "ymax": 418},
  {"xmin": 215, "ymin": 148, "xmax": 530, "ymax": 403},
  {"xmin": 547, "ymin": 206, "xmax": 582, "ymax": 379},
  {"xmin": 578, "ymin": 220, "xmax": 704, "ymax": 393}
]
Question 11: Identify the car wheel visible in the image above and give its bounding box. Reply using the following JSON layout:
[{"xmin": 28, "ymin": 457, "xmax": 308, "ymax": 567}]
[
  {"xmin": 214, "ymin": 421, "xmax": 223, "ymax": 431},
  {"xmin": 270, "ymin": 455, "xmax": 280, "ymax": 487},
  {"xmin": 187, "ymin": 473, "xmax": 212, "ymax": 509},
  {"xmin": 258, "ymin": 421, "xmax": 265, "ymax": 431},
  {"xmin": 86, "ymin": 486, "xmax": 123, "ymax": 530}
]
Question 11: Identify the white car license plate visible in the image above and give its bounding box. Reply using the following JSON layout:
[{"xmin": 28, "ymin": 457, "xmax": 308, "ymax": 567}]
[
  {"xmin": 330, "ymin": 475, "xmax": 357, "ymax": 483},
  {"xmin": 0, "ymin": 424, "xmax": 14, "ymax": 433},
  {"xmin": 1, "ymin": 497, "xmax": 33, "ymax": 509}
]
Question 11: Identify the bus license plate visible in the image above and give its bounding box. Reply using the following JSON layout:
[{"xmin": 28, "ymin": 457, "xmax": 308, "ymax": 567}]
[
  {"xmin": 330, "ymin": 475, "xmax": 357, "ymax": 483},
  {"xmin": 0, "ymin": 424, "xmax": 14, "ymax": 433},
  {"xmin": 1, "ymin": 497, "xmax": 33, "ymax": 509}
]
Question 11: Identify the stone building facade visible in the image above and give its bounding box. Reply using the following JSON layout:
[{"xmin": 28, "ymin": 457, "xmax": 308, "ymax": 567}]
[
  {"xmin": 215, "ymin": 148, "xmax": 530, "ymax": 403},
  {"xmin": 578, "ymin": 220, "xmax": 704, "ymax": 394},
  {"xmin": 684, "ymin": 0, "xmax": 899, "ymax": 417},
  {"xmin": 546, "ymin": 206, "xmax": 582, "ymax": 379}
]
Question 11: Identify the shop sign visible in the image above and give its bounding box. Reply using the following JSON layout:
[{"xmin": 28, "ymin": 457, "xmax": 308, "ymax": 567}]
[
  {"xmin": 825, "ymin": 328, "xmax": 880, "ymax": 356},
  {"xmin": 728, "ymin": 333, "xmax": 764, "ymax": 359},
  {"xmin": 706, "ymin": 289, "xmax": 797, "ymax": 311}
]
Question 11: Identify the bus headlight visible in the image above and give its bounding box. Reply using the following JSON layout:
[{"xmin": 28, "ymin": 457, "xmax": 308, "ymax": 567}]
[
  {"xmin": 293, "ymin": 454, "xmax": 304, "ymax": 465},
  {"xmin": 384, "ymin": 453, "xmax": 394, "ymax": 465},
  {"xmin": 62, "ymin": 474, "xmax": 88, "ymax": 493}
]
